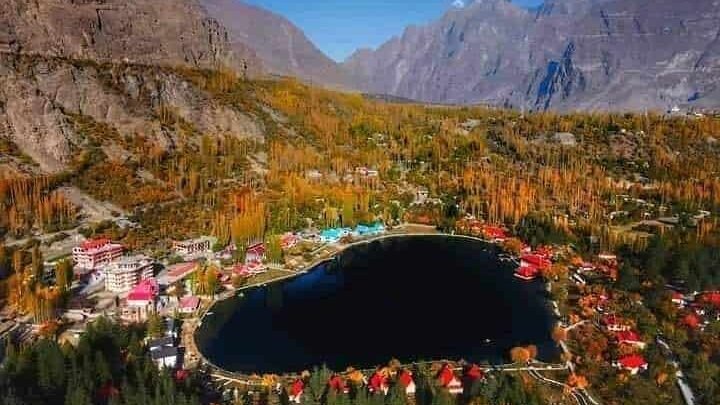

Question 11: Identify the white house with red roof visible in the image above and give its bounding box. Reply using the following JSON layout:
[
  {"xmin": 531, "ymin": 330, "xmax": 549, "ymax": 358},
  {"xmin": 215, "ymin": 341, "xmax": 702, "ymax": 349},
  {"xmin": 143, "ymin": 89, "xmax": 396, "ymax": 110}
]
[
  {"xmin": 398, "ymin": 370, "xmax": 416, "ymax": 395},
  {"xmin": 368, "ymin": 370, "xmax": 389, "ymax": 395},
  {"xmin": 72, "ymin": 238, "xmax": 124, "ymax": 272},
  {"xmin": 602, "ymin": 314, "xmax": 632, "ymax": 332},
  {"xmin": 436, "ymin": 364, "xmax": 463, "ymax": 395},
  {"xmin": 514, "ymin": 265, "xmax": 540, "ymax": 281},
  {"xmin": 671, "ymin": 291, "xmax": 687, "ymax": 308},
  {"xmin": 288, "ymin": 379, "xmax": 304, "ymax": 404},
  {"xmin": 482, "ymin": 225, "xmax": 507, "ymax": 242},
  {"xmin": 179, "ymin": 296, "xmax": 200, "ymax": 314},
  {"xmin": 614, "ymin": 354, "xmax": 648, "ymax": 375},
  {"xmin": 521, "ymin": 254, "xmax": 551, "ymax": 270},
  {"xmin": 246, "ymin": 242, "xmax": 266, "ymax": 263},
  {"xmin": 120, "ymin": 278, "xmax": 159, "ymax": 322},
  {"xmin": 615, "ymin": 330, "xmax": 646, "ymax": 349},
  {"xmin": 281, "ymin": 233, "xmax": 299, "ymax": 250}
]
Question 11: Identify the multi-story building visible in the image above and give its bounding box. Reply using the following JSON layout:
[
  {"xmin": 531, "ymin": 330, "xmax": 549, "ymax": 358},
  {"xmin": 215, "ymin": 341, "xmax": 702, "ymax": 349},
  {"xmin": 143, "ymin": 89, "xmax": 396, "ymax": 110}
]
[
  {"xmin": 72, "ymin": 238, "xmax": 124, "ymax": 272},
  {"xmin": 172, "ymin": 237, "xmax": 213, "ymax": 258},
  {"xmin": 105, "ymin": 255, "xmax": 155, "ymax": 293}
]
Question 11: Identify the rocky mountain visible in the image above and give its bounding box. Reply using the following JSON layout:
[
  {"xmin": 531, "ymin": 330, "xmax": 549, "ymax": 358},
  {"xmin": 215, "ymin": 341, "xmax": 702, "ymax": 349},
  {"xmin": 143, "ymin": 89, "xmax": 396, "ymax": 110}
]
[
  {"xmin": 345, "ymin": 0, "xmax": 720, "ymax": 111},
  {"xmin": 0, "ymin": 0, "xmax": 259, "ymax": 73},
  {"xmin": 0, "ymin": 0, "xmax": 266, "ymax": 173},
  {"xmin": 200, "ymin": 0, "xmax": 352, "ymax": 88}
]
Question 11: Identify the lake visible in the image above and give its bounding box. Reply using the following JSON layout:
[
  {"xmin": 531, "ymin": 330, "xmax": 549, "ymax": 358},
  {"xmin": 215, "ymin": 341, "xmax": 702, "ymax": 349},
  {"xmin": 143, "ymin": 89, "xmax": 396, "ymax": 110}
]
[{"xmin": 195, "ymin": 235, "xmax": 559, "ymax": 374}]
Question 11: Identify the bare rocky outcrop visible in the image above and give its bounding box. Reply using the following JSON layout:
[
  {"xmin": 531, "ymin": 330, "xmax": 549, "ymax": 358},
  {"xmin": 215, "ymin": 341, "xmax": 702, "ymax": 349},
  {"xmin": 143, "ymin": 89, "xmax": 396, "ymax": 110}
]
[
  {"xmin": 0, "ymin": 54, "xmax": 263, "ymax": 173},
  {"xmin": 0, "ymin": 0, "xmax": 260, "ymax": 74}
]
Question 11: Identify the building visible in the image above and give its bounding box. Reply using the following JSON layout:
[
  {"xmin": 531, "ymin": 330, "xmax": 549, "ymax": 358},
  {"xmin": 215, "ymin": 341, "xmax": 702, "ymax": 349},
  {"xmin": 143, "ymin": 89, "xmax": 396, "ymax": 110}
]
[
  {"xmin": 616, "ymin": 330, "xmax": 646, "ymax": 349},
  {"xmin": 105, "ymin": 255, "xmax": 155, "ymax": 293},
  {"xmin": 179, "ymin": 296, "xmax": 200, "ymax": 314},
  {"xmin": 281, "ymin": 233, "xmax": 299, "ymax": 250},
  {"xmin": 160, "ymin": 262, "xmax": 198, "ymax": 286},
  {"xmin": 436, "ymin": 364, "xmax": 463, "ymax": 395},
  {"xmin": 368, "ymin": 370, "xmax": 389, "ymax": 395},
  {"xmin": 120, "ymin": 278, "xmax": 159, "ymax": 322},
  {"xmin": 149, "ymin": 337, "xmax": 178, "ymax": 369},
  {"xmin": 244, "ymin": 242, "xmax": 266, "ymax": 263},
  {"xmin": 514, "ymin": 265, "xmax": 540, "ymax": 281},
  {"xmin": 127, "ymin": 278, "xmax": 159, "ymax": 306},
  {"xmin": 328, "ymin": 375, "xmax": 348, "ymax": 394},
  {"xmin": 72, "ymin": 238, "xmax": 124, "ymax": 272},
  {"xmin": 150, "ymin": 346, "xmax": 178, "ymax": 369},
  {"xmin": 398, "ymin": 370, "xmax": 416, "ymax": 395},
  {"xmin": 320, "ymin": 227, "xmax": 352, "ymax": 244},
  {"xmin": 173, "ymin": 237, "xmax": 213, "ymax": 258},
  {"xmin": 602, "ymin": 314, "xmax": 632, "ymax": 332},
  {"xmin": 289, "ymin": 379, "xmax": 304, "ymax": 404},
  {"xmin": 464, "ymin": 364, "xmax": 485, "ymax": 384},
  {"xmin": 615, "ymin": 354, "xmax": 648, "ymax": 375},
  {"xmin": 520, "ymin": 254, "xmax": 551, "ymax": 270}
]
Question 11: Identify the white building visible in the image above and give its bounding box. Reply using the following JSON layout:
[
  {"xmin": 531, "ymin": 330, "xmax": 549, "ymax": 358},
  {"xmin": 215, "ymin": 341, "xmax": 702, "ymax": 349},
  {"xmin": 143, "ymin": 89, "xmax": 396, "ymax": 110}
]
[
  {"xmin": 105, "ymin": 255, "xmax": 155, "ymax": 293},
  {"xmin": 173, "ymin": 237, "xmax": 213, "ymax": 258},
  {"xmin": 72, "ymin": 238, "xmax": 124, "ymax": 272},
  {"xmin": 149, "ymin": 337, "xmax": 178, "ymax": 369}
]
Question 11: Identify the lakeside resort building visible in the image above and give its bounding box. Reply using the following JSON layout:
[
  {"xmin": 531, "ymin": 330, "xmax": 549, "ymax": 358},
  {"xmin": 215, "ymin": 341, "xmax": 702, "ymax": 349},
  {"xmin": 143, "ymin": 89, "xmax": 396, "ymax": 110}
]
[
  {"xmin": 319, "ymin": 222, "xmax": 386, "ymax": 244},
  {"xmin": 173, "ymin": 237, "xmax": 214, "ymax": 258},
  {"xmin": 105, "ymin": 255, "xmax": 155, "ymax": 293},
  {"xmin": 120, "ymin": 278, "xmax": 159, "ymax": 323},
  {"xmin": 72, "ymin": 238, "xmax": 124, "ymax": 273}
]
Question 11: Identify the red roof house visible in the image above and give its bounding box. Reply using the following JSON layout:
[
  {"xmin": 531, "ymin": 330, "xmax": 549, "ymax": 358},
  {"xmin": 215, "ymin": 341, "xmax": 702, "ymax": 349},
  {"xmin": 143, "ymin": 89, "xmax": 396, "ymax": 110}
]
[
  {"xmin": 615, "ymin": 354, "xmax": 648, "ymax": 375},
  {"xmin": 482, "ymin": 226, "xmax": 507, "ymax": 241},
  {"xmin": 616, "ymin": 330, "xmax": 646, "ymax": 349},
  {"xmin": 328, "ymin": 375, "xmax": 348, "ymax": 394},
  {"xmin": 700, "ymin": 291, "xmax": 720, "ymax": 308},
  {"xmin": 671, "ymin": 291, "xmax": 686, "ymax": 307},
  {"xmin": 682, "ymin": 313, "xmax": 702, "ymax": 330},
  {"xmin": 602, "ymin": 314, "xmax": 631, "ymax": 332},
  {"xmin": 436, "ymin": 364, "xmax": 463, "ymax": 395},
  {"xmin": 397, "ymin": 370, "xmax": 416, "ymax": 395},
  {"xmin": 246, "ymin": 242, "xmax": 266, "ymax": 263},
  {"xmin": 127, "ymin": 278, "xmax": 159, "ymax": 306},
  {"xmin": 464, "ymin": 364, "xmax": 484, "ymax": 382},
  {"xmin": 289, "ymin": 379, "xmax": 304, "ymax": 404},
  {"xmin": 281, "ymin": 233, "xmax": 299, "ymax": 250},
  {"xmin": 521, "ymin": 254, "xmax": 551, "ymax": 270},
  {"xmin": 514, "ymin": 265, "xmax": 540, "ymax": 281},
  {"xmin": 179, "ymin": 296, "xmax": 200, "ymax": 314},
  {"xmin": 369, "ymin": 371, "xmax": 389, "ymax": 395}
]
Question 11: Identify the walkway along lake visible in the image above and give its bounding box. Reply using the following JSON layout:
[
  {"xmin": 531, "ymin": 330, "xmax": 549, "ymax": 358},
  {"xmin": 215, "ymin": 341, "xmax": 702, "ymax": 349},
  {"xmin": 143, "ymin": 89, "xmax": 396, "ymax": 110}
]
[{"xmin": 195, "ymin": 235, "xmax": 560, "ymax": 374}]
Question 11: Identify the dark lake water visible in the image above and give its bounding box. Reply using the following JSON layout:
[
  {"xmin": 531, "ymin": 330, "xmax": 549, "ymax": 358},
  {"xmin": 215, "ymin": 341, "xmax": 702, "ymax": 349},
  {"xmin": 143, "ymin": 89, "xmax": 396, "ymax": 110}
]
[{"xmin": 195, "ymin": 236, "xmax": 559, "ymax": 374}]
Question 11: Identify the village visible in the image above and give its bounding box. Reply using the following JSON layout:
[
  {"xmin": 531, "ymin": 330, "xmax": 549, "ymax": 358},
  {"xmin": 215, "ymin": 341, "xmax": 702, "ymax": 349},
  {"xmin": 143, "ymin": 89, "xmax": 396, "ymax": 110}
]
[{"xmin": 2, "ymin": 205, "xmax": 717, "ymax": 405}]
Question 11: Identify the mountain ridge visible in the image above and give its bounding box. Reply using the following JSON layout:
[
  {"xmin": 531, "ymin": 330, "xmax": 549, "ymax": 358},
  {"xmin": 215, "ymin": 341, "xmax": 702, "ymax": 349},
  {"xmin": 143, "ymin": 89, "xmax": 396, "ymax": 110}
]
[{"xmin": 344, "ymin": 0, "xmax": 720, "ymax": 111}]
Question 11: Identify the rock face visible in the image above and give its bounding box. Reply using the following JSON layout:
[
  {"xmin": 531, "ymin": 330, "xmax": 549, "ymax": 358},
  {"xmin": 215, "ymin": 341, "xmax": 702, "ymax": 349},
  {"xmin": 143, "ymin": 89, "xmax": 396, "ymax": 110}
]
[
  {"xmin": 345, "ymin": 0, "xmax": 720, "ymax": 111},
  {"xmin": 0, "ymin": 0, "xmax": 268, "ymax": 173},
  {"xmin": 0, "ymin": 53, "xmax": 263, "ymax": 173},
  {"xmin": 0, "ymin": 0, "xmax": 259, "ymax": 73},
  {"xmin": 199, "ymin": 0, "xmax": 352, "ymax": 89}
]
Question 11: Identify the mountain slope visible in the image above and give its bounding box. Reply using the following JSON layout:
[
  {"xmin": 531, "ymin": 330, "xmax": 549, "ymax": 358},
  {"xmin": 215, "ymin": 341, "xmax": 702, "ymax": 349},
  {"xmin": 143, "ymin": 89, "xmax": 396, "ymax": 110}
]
[
  {"xmin": 200, "ymin": 0, "xmax": 352, "ymax": 88},
  {"xmin": 0, "ymin": 0, "xmax": 259, "ymax": 73},
  {"xmin": 346, "ymin": 0, "xmax": 720, "ymax": 111},
  {"xmin": 0, "ymin": 0, "xmax": 265, "ymax": 173}
]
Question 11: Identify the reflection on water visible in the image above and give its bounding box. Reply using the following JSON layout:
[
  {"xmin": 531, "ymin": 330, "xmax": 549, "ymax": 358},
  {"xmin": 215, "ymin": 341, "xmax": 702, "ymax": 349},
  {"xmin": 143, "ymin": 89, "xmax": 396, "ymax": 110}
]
[{"xmin": 196, "ymin": 236, "xmax": 559, "ymax": 374}]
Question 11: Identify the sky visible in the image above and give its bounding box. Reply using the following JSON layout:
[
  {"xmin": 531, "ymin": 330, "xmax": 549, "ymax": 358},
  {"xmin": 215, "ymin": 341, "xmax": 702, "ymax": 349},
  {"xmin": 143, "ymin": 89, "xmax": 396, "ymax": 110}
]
[{"xmin": 244, "ymin": 0, "xmax": 544, "ymax": 62}]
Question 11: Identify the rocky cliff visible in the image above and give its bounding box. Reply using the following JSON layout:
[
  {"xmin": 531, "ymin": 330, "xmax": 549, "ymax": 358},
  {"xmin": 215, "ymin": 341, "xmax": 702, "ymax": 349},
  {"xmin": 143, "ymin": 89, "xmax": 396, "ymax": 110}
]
[
  {"xmin": 0, "ymin": 0, "xmax": 261, "ymax": 73},
  {"xmin": 200, "ymin": 0, "xmax": 352, "ymax": 89},
  {"xmin": 0, "ymin": 0, "xmax": 268, "ymax": 173},
  {"xmin": 345, "ymin": 0, "xmax": 720, "ymax": 111}
]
